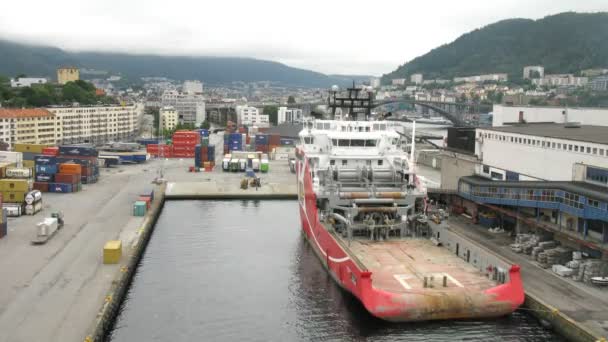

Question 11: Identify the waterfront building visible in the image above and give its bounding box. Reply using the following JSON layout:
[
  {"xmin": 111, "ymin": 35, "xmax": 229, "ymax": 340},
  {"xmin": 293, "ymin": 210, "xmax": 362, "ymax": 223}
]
[
  {"xmin": 236, "ymin": 105, "xmax": 269, "ymax": 127},
  {"xmin": 161, "ymin": 90, "xmax": 206, "ymax": 126},
  {"xmin": 492, "ymin": 104, "xmax": 608, "ymax": 127},
  {"xmin": 46, "ymin": 104, "xmax": 143, "ymax": 144},
  {"xmin": 532, "ymin": 74, "xmax": 588, "ymax": 87},
  {"xmin": 523, "ymin": 66, "xmax": 544, "ymax": 79},
  {"xmin": 410, "ymin": 73, "xmax": 423, "ymax": 84},
  {"xmin": 57, "ymin": 66, "xmax": 80, "ymax": 85},
  {"xmin": 10, "ymin": 77, "xmax": 47, "ymax": 88},
  {"xmin": 587, "ymin": 75, "xmax": 608, "ymax": 92},
  {"xmin": 0, "ymin": 108, "xmax": 56, "ymax": 146},
  {"xmin": 159, "ymin": 106, "xmax": 179, "ymax": 131},
  {"xmin": 277, "ymin": 107, "xmax": 302, "ymax": 124},
  {"xmin": 391, "ymin": 78, "xmax": 406, "ymax": 86}
]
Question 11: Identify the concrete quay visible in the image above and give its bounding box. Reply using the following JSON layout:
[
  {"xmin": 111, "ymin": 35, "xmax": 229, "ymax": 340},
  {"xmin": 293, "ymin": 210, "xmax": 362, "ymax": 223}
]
[{"xmin": 446, "ymin": 215, "xmax": 608, "ymax": 342}]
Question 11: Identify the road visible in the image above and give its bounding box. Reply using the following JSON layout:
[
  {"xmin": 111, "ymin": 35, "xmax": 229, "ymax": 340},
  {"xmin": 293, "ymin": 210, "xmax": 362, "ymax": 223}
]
[{"xmin": 447, "ymin": 215, "xmax": 608, "ymax": 339}]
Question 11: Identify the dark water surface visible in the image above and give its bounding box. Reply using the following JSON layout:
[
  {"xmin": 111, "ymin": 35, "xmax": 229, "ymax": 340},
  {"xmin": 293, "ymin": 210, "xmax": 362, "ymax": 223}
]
[{"xmin": 109, "ymin": 200, "xmax": 563, "ymax": 342}]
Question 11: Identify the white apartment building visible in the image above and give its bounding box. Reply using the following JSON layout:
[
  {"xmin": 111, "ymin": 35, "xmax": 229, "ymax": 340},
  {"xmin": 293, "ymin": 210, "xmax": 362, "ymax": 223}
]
[
  {"xmin": 161, "ymin": 90, "xmax": 205, "ymax": 126},
  {"xmin": 46, "ymin": 104, "xmax": 143, "ymax": 144},
  {"xmin": 236, "ymin": 105, "xmax": 269, "ymax": 127},
  {"xmin": 523, "ymin": 66, "xmax": 544, "ymax": 79},
  {"xmin": 10, "ymin": 78, "xmax": 47, "ymax": 88},
  {"xmin": 182, "ymin": 80, "xmax": 203, "ymax": 94},
  {"xmin": 410, "ymin": 73, "xmax": 423, "ymax": 84},
  {"xmin": 454, "ymin": 73, "xmax": 508, "ymax": 83},
  {"xmin": 159, "ymin": 106, "xmax": 179, "ymax": 131},
  {"xmin": 391, "ymin": 78, "xmax": 406, "ymax": 86},
  {"xmin": 588, "ymin": 75, "xmax": 608, "ymax": 91},
  {"xmin": 277, "ymin": 107, "xmax": 303, "ymax": 124},
  {"xmin": 475, "ymin": 124, "xmax": 608, "ymax": 181},
  {"xmin": 492, "ymin": 104, "xmax": 608, "ymax": 127},
  {"xmin": 532, "ymin": 74, "xmax": 588, "ymax": 87}
]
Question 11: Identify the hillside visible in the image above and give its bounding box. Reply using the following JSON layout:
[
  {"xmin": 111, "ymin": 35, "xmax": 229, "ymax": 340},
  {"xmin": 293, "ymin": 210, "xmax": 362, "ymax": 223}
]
[
  {"xmin": 0, "ymin": 40, "xmax": 347, "ymax": 88},
  {"xmin": 382, "ymin": 12, "xmax": 608, "ymax": 83}
]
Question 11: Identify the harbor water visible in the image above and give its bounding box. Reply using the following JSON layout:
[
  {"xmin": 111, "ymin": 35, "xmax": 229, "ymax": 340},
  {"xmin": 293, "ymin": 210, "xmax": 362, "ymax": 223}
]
[{"xmin": 108, "ymin": 200, "xmax": 563, "ymax": 342}]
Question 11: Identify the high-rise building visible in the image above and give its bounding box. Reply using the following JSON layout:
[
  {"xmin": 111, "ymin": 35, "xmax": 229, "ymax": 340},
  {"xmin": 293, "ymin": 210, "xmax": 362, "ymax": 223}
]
[
  {"xmin": 277, "ymin": 107, "xmax": 303, "ymax": 124},
  {"xmin": 57, "ymin": 66, "xmax": 80, "ymax": 85},
  {"xmin": 182, "ymin": 80, "xmax": 203, "ymax": 94},
  {"xmin": 0, "ymin": 109, "xmax": 56, "ymax": 146},
  {"xmin": 159, "ymin": 106, "xmax": 179, "ymax": 131},
  {"xmin": 161, "ymin": 90, "xmax": 206, "ymax": 126}
]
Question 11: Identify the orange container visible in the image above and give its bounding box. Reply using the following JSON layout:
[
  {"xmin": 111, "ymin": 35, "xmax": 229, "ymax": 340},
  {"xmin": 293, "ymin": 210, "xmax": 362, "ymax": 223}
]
[{"xmin": 59, "ymin": 163, "xmax": 82, "ymax": 175}]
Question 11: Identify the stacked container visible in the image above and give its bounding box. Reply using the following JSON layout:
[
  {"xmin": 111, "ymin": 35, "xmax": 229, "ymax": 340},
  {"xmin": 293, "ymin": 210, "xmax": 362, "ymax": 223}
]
[
  {"xmin": 146, "ymin": 144, "xmax": 173, "ymax": 157},
  {"xmin": 269, "ymin": 134, "xmax": 280, "ymax": 153},
  {"xmin": 25, "ymin": 190, "xmax": 42, "ymax": 215},
  {"xmin": 172, "ymin": 131, "xmax": 199, "ymax": 158},
  {"xmin": 57, "ymin": 145, "xmax": 99, "ymax": 184},
  {"xmin": 0, "ymin": 179, "xmax": 31, "ymax": 204},
  {"xmin": 255, "ymin": 134, "xmax": 269, "ymax": 153}
]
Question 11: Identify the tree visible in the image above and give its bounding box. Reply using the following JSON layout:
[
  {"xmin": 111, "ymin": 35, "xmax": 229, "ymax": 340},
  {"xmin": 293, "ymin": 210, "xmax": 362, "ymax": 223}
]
[
  {"xmin": 263, "ymin": 105, "xmax": 278, "ymax": 125},
  {"xmin": 287, "ymin": 95, "xmax": 296, "ymax": 104},
  {"xmin": 200, "ymin": 120, "xmax": 210, "ymax": 129}
]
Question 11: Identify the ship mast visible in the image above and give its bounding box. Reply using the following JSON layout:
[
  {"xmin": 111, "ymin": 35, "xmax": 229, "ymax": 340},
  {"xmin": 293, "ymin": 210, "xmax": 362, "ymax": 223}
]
[{"xmin": 328, "ymin": 81, "xmax": 374, "ymax": 120}]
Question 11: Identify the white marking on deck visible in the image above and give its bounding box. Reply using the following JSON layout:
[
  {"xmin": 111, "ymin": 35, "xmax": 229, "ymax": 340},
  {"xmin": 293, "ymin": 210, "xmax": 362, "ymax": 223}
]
[
  {"xmin": 428, "ymin": 272, "xmax": 464, "ymax": 288},
  {"xmin": 393, "ymin": 274, "xmax": 412, "ymax": 290}
]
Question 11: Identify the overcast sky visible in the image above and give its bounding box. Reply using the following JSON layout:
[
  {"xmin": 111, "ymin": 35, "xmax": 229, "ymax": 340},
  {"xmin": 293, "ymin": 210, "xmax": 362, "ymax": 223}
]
[{"xmin": 0, "ymin": 1, "xmax": 606, "ymax": 76}]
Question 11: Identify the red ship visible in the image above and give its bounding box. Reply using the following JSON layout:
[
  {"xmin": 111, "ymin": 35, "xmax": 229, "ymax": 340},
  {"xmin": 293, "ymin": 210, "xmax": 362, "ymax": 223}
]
[{"xmin": 295, "ymin": 86, "xmax": 524, "ymax": 322}]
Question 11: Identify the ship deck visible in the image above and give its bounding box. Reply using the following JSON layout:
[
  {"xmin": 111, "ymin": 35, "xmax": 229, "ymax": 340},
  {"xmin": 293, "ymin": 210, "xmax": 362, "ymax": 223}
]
[{"xmin": 344, "ymin": 238, "xmax": 496, "ymax": 293}]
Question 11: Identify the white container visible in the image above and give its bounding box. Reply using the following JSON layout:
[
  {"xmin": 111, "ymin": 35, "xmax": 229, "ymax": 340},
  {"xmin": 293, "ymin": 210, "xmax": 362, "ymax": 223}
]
[
  {"xmin": 0, "ymin": 151, "xmax": 23, "ymax": 164},
  {"xmin": 222, "ymin": 158, "xmax": 231, "ymax": 171},
  {"xmin": 5, "ymin": 167, "xmax": 32, "ymax": 178},
  {"xmin": 3, "ymin": 203, "xmax": 22, "ymax": 217},
  {"xmin": 238, "ymin": 159, "xmax": 247, "ymax": 171},
  {"xmin": 37, "ymin": 217, "xmax": 58, "ymax": 237},
  {"xmin": 252, "ymin": 158, "xmax": 260, "ymax": 171},
  {"xmin": 25, "ymin": 190, "xmax": 42, "ymax": 205},
  {"xmin": 25, "ymin": 202, "xmax": 43, "ymax": 215}
]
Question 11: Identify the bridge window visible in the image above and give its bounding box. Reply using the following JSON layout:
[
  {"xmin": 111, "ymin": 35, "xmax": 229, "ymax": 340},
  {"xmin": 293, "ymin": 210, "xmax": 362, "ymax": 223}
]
[
  {"xmin": 365, "ymin": 140, "xmax": 377, "ymax": 147},
  {"xmin": 338, "ymin": 139, "xmax": 349, "ymax": 147},
  {"xmin": 351, "ymin": 139, "xmax": 364, "ymax": 147},
  {"xmin": 593, "ymin": 148, "xmax": 597, "ymax": 155},
  {"xmin": 304, "ymin": 137, "xmax": 314, "ymax": 144},
  {"xmin": 330, "ymin": 160, "xmax": 335, "ymax": 166},
  {"xmin": 378, "ymin": 160, "xmax": 383, "ymax": 166},
  {"xmin": 324, "ymin": 123, "xmax": 331, "ymax": 129},
  {"xmin": 588, "ymin": 199, "xmax": 600, "ymax": 208},
  {"xmin": 600, "ymin": 149, "xmax": 605, "ymax": 156},
  {"xmin": 342, "ymin": 160, "xmax": 347, "ymax": 166},
  {"xmin": 332, "ymin": 139, "xmax": 337, "ymax": 146}
]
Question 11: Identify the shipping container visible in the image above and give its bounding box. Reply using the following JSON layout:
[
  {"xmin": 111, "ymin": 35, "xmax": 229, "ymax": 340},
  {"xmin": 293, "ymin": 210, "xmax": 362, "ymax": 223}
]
[
  {"xmin": 58, "ymin": 145, "xmax": 98, "ymax": 157},
  {"xmin": 222, "ymin": 157, "xmax": 231, "ymax": 171},
  {"xmin": 5, "ymin": 167, "xmax": 32, "ymax": 178},
  {"xmin": 2, "ymin": 191, "xmax": 25, "ymax": 203},
  {"xmin": 280, "ymin": 138, "xmax": 295, "ymax": 146},
  {"xmin": 4, "ymin": 203, "xmax": 22, "ymax": 217},
  {"xmin": 103, "ymin": 240, "xmax": 122, "ymax": 264},
  {"xmin": 25, "ymin": 190, "xmax": 42, "ymax": 205},
  {"xmin": 252, "ymin": 158, "xmax": 260, "ymax": 171},
  {"xmin": 0, "ymin": 179, "xmax": 30, "ymax": 192},
  {"xmin": 133, "ymin": 201, "xmax": 147, "ymax": 216},
  {"xmin": 42, "ymin": 147, "xmax": 59, "ymax": 156},
  {"xmin": 35, "ymin": 164, "xmax": 58, "ymax": 174},
  {"xmin": 33, "ymin": 182, "xmax": 49, "ymax": 192},
  {"xmin": 48, "ymin": 183, "xmax": 73, "ymax": 193},
  {"xmin": 14, "ymin": 143, "xmax": 50, "ymax": 154},
  {"xmin": 138, "ymin": 196, "xmax": 151, "ymax": 210},
  {"xmin": 25, "ymin": 202, "xmax": 43, "ymax": 215},
  {"xmin": 58, "ymin": 163, "xmax": 82, "ymax": 175},
  {"xmin": 261, "ymin": 158, "xmax": 269, "ymax": 173},
  {"xmin": 34, "ymin": 155, "xmax": 57, "ymax": 165},
  {"xmin": 0, "ymin": 221, "xmax": 6, "ymax": 239},
  {"xmin": 0, "ymin": 151, "xmax": 23, "ymax": 164},
  {"xmin": 255, "ymin": 134, "xmax": 269, "ymax": 145},
  {"xmin": 55, "ymin": 173, "xmax": 80, "ymax": 184}
]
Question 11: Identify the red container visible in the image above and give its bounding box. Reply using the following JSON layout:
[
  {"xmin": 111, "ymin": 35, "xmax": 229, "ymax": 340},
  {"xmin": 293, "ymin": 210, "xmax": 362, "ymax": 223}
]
[
  {"xmin": 269, "ymin": 134, "xmax": 281, "ymax": 145},
  {"xmin": 81, "ymin": 166, "xmax": 93, "ymax": 176},
  {"xmin": 55, "ymin": 173, "xmax": 80, "ymax": 184},
  {"xmin": 256, "ymin": 145, "xmax": 269, "ymax": 153},
  {"xmin": 34, "ymin": 182, "xmax": 49, "ymax": 192},
  {"xmin": 138, "ymin": 196, "xmax": 151, "ymax": 209},
  {"xmin": 42, "ymin": 147, "xmax": 59, "ymax": 156},
  {"xmin": 238, "ymin": 127, "xmax": 247, "ymax": 134}
]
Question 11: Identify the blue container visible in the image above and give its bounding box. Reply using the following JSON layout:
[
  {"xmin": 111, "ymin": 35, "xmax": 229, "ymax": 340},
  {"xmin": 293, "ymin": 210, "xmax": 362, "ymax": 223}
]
[
  {"xmin": 137, "ymin": 138, "xmax": 159, "ymax": 146},
  {"xmin": 119, "ymin": 155, "xmax": 135, "ymax": 163},
  {"xmin": 199, "ymin": 129, "xmax": 209, "ymax": 137},
  {"xmin": 49, "ymin": 183, "xmax": 73, "ymax": 193},
  {"xmin": 255, "ymin": 134, "xmax": 269, "ymax": 145},
  {"xmin": 133, "ymin": 154, "xmax": 147, "ymax": 163},
  {"xmin": 56, "ymin": 157, "xmax": 94, "ymax": 166},
  {"xmin": 59, "ymin": 145, "xmax": 98, "ymax": 157},
  {"xmin": 34, "ymin": 155, "xmax": 57, "ymax": 165},
  {"xmin": 229, "ymin": 133, "xmax": 241, "ymax": 141},
  {"xmin": 230, "ymin": 145, "xmax": 240, "ymax": 151},
  {"xmin": 280, "ymin": 138, "xmax": 295, "ymax": 146},
  {"xmin": 207, "ymin": 145, "xmax": 215, "ymax": 161},
  {"xmin": 36, "ymin": 173, "xmax": 54, "ymax": 182},
  {"xmin": 36, "ymin": 164, "xmax": 58, "ymax": 174}
]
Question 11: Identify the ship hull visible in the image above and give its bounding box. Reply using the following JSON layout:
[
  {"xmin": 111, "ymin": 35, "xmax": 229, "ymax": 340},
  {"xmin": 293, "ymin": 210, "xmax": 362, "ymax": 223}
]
[{"xmin": 296, "ymin": 155, "xmax": 525, "ymax": 322}]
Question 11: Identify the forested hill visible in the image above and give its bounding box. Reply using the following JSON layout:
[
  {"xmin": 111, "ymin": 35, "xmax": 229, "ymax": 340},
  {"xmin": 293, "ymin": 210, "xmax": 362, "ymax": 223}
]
[
  {"xmin": 0, "ymin": 39, "xmax": 350, "ymax": 88},
  {"xmin": 382, "ymin": 12, "xmax": 608, "ymax": 83}
]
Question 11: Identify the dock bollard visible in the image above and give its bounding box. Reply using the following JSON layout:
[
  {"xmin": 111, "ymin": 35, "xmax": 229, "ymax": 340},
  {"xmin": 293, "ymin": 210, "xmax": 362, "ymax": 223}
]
[
  {"xmin": 443, "ymin": 275, "xmax": 447, "ymax": 287},
  {"xmin": 423, "ymin": 277, "xmax": 428, "ymax": 288}
]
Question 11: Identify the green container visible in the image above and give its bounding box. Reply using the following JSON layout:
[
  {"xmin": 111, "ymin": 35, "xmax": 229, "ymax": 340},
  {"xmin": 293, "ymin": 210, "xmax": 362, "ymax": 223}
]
[
  {"xmin": 166, "ymin": 139, "xmax": 172, "ymax": 145},
  {"xmin": 201, "ymin": 137, "xmax": 209, "ymax": 147},
  {"xmin": 133, "ymin": 201, "xmax": 147, "ymax": 216},
  {"xmin": 260, "ymin": 161, "xmax": 269, "ymax": 173}
]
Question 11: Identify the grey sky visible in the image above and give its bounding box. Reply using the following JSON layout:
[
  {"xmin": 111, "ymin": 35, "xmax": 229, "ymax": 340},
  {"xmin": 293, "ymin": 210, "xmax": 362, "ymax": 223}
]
[{"xmin": 0, "ymin": 0, "xmax": 606, "ymax": 75}]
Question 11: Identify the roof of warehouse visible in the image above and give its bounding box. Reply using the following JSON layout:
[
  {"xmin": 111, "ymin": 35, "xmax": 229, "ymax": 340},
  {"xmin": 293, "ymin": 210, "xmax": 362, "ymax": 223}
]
[
  {"xmin": 461, "ymin": 176, "xmax": 608, "ymax": 202},
  {"xmin": 481, "ymin": 123, "xmax": 608, "ymax": 145},
  {"xmin": 0, "ymin": 108, "xmax": 54, "ymax": 118},
  {"xmin": 265, "ymin": 123, "xmax": 302, "ymax": 138}
]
